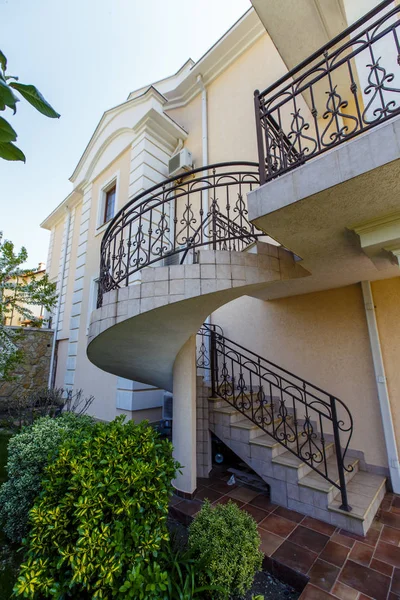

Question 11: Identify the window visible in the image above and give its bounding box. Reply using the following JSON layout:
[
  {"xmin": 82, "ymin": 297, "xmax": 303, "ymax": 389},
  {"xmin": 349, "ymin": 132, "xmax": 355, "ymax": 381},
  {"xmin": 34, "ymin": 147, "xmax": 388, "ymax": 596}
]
[{"xmin": 103, "ymin": 185, "xmax": 116, "ymax": 224}]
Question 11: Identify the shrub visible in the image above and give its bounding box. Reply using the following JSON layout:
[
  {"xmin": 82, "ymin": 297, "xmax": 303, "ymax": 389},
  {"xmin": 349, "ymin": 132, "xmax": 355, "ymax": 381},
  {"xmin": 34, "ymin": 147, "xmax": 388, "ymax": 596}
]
[
  {"xmin": 0, "ymin": 412, "xmax": 94, "ymax": 542},
  {"xmin": 13, "ymin": 417, "xmax": 179, "ymax": 599},
  {"xmin": 0, "ymin": 387, "xmax": 94, "ymax": 431},
  {"xmin": 188, "ymin": 500, "xmax": 263, "ymax": 600}
]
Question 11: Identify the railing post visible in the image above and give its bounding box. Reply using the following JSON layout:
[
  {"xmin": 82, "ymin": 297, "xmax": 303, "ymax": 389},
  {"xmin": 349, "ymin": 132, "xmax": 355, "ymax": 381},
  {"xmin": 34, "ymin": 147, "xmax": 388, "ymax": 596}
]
[
  {"xmin": 210, "ymin": 329, "xmax": 216, "ymax": 397},
  {"xmin": 330, "ymin": 395, "xmax": 352, "ymax": 512},
  {"xmin": 254, "ymin": 90, "xmax": 266, "ymax": 185}
]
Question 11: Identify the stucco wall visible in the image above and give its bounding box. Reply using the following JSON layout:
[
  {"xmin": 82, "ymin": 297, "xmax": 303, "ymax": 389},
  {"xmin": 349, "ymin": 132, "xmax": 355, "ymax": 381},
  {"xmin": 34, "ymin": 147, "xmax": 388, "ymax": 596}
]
[
  {"xmin": 372, "ymin": 276, "xmax": 400, "ymax": 457},
  {"xmin": 214, "ymin": 284, "xmax": 388, "ymax": 469},
  {"xmin": 0, "ymin": 327, "xmax": 54, "ymax": 402}
]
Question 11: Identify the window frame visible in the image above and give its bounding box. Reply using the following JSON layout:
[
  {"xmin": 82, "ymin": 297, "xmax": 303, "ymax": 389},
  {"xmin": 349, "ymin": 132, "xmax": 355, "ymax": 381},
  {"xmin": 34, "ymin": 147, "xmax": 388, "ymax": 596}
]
[{"xmin": 96, "ymin": 171, "xmax": 120, "ymax": 235}]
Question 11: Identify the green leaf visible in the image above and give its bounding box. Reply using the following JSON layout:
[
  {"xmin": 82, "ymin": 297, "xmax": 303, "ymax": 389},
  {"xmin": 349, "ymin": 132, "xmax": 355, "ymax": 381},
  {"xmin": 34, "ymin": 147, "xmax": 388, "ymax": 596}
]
[
  {"xmin": 0, "ymin": 116, "xmax": 17, "ymax": 142},
  {"xmin": 0, "ymin": 50, "xmax": 7, "ymax": 72},
  {"xmin": 0, "ymin": 78, "xmax": 18, "ymax": 112},
  {"xmin": 9, "ymin": 82, "xmax": 60, "ymax": 118},
  {"xmin": 0, "ymin": 141, "xmax": 25, "ymax": 162}
]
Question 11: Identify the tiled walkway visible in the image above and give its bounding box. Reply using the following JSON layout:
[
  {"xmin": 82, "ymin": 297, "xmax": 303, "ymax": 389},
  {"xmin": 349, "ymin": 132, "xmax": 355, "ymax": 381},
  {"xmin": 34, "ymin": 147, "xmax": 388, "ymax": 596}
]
[{"xmin": 170, "ymin": 471, "xmax": 400, "ymax": 600}]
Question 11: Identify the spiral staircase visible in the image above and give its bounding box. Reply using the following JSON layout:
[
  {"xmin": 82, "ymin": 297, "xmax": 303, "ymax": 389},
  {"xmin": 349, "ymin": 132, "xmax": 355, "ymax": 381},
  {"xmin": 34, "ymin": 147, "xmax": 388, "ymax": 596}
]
[{"xmin": 87, "ymin": 162, "xmax": 386, "ymax": 536}]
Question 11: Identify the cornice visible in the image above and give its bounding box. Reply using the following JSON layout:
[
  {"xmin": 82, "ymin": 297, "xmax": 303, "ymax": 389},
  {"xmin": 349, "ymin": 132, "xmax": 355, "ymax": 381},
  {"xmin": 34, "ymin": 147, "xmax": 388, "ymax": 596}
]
[
  {"xmin": 351, "ymin": 212, "xmax": 400, "ymax": 236},
  {"xmin": 40, "ymin": 191, "xmax": 83, "ymax": 231}
]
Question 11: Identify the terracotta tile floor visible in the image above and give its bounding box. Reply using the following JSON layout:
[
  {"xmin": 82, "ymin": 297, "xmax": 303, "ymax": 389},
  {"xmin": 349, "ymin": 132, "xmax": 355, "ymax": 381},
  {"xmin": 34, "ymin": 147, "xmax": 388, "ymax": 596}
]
[{"xmin": 169, "ymin": 471, "xmax": 400, "ymax": 599}]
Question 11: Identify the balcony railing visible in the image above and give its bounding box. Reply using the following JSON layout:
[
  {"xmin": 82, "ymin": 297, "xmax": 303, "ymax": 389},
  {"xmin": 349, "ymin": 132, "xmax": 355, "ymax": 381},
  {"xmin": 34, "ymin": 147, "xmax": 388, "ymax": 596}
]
[
  {"xmin": 255, "ymin": 0, "xmax": 400, "ymax": 184},
  {"xmin": 98, "ymin": 162, "xmax": 262, "ymax": 307}
]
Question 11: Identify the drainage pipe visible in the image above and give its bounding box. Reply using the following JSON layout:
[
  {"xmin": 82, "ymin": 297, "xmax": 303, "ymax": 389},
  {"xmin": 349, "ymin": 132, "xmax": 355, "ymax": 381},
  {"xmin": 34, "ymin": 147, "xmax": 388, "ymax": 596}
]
[
  {"xmin": 361, "ymin": 280, "xmax": 400, "ymax": 492},
  {"xmin": 197, "ymin": 75, "xmax": 209, "ymax": 233},
  {"xmin": 48, "ymin": 207, "xmax": 71, "ymax": 388}
]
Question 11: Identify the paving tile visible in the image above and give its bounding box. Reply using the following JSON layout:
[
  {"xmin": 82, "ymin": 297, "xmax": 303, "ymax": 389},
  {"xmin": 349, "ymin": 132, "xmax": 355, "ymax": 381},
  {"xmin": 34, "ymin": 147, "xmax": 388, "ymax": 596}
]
[
  {"xmin": 257, "ymin": 527, "xmax": 284, "ymax": 556},
  {"xmin": 169, "ymin": 495, "xmax": 183, "ymax": 507},
  {"xmin": 301, "ymin": 516, "xmax": 336, "ymax": 537},
  {"xmin": 249, "ymin": 493, "xmax": 277, "ymax": 512},
  {"xmin": 299, "ymin": 583, "xmax": 337, "ymax": 599},
  {"xmin": 393, "ymin": 497, "xmax": 400, "ymax": 510},
  {"xmin": 339, "ymin": 559, "xmax": 391, "ymax": 600},
  {"xmin": 274, "ymin": 506, "xmax": 305, "ymax": 523},
  {"xmin": 272, "ymin": 540, "xmax": 318, "ymax": 574},
  {"xmin": 259, "ymin": 513, "xmax": 297, "ymax": 537},
  {"xmin": 288, "ymin": 525, "xmax": 330, "ymax": 554},
  {"xmin": 380, "ymin": 510, "xmax": 400, "ymax": 530},
  {"xmin": 196, "ymin": 477, "xmax": 211, "ymax": 488},
  {"xmin": 194, "ymin": 487, "xmax": 222, "ymax": 503},
  {"xmin": 212, "ymin": 495, "xmax": 244, "ymax": 508},
  {"xmin": 227, "ymin": 486, "xmax": 260, "ymax": 503},
  {"xmin": 370, "ymin": 557, "xmax": 393, "ymax": 577},
  {"xmin": 374, "ymin": 541, "xmax": 400, "ymax": 568},
  {"xmin": 331, "ymin": 581, "xmax": 359, "ymax": 600},
  {"xmin": 388, "ymin": 592, "xmax": 400, "ymax": 600},
  {"xmin": 308, "ymin": 558, "xmax": 340, "ymax": 592},
  {"xmin": 381, "ymin": 525, "xmax": 400, "ymax": 546},
  {"xmin": 241, "ymin": 503, "xmax": 270, "ymax": 523},
  {"xmin": 392, "ymin": 567, "xmax": 400, "ymax": 595},
  {"xmin": 349, "ymin": 541, "xmax": 374, "ymax": 567},
  {"xmin": 320, "ymin": 540, "xmax": 350, "ymax": 568},
  {"xmin": 339, "ymin": 526, "xmax": 381, "ymax": 547},
  {"xmin": 331, "ymin": 532, "xmax": 355, "ymax": 549},
  {"xmin": 173, "ymin": 499, "xmax": 203, "ymax": 517},
  {"xmin": 208, "ymin": 480, "xmax": 237, "ymax": 495}
]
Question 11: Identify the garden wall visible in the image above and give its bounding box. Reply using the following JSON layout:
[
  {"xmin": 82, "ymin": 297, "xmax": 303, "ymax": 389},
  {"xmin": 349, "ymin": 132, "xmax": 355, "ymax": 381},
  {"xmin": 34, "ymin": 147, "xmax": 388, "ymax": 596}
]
[{"xmin": 0, "ymin": 327, "xmax": 54, "ymax": 403}]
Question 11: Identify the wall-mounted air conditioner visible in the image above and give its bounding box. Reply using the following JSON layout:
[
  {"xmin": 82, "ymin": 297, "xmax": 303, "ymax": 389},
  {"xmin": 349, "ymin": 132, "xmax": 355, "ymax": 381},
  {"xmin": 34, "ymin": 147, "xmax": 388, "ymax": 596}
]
[
  {"xmin": 163, "ymin": 392, "xmax": 173, "ymax": 421},
  {"xmin": 168, "ymin": 148, "xmax": 193, "ymax": 177}
]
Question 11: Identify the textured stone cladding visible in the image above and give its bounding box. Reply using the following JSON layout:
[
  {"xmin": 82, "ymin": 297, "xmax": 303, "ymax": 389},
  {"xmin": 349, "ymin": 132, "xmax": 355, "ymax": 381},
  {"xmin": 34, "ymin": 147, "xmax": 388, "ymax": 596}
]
[{"xmin": 0, "ymin": 327, "xmax": 54, "ymax": 401}]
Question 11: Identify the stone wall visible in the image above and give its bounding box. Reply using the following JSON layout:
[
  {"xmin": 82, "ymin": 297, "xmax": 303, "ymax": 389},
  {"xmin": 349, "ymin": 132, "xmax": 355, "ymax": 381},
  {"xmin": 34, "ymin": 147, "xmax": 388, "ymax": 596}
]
[{"xmin": 0, "ymin": 327, "xmax": 54, "ymax": 402}]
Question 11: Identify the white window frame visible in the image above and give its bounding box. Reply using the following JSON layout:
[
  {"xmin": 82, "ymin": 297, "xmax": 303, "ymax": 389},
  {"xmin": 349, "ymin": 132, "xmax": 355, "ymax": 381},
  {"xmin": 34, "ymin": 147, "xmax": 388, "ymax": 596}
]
[{"xmin": 96, "ymin": 170, "xmax": 120, "ymax": 236}]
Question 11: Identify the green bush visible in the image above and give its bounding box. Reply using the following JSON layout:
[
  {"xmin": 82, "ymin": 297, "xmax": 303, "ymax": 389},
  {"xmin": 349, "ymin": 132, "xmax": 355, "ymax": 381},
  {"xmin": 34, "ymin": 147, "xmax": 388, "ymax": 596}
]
[
  {"xmin": 0, "ymin": 412, "xmax": 94, "ymax": 542},
  {"xmin": 13, "ymin": 417, "xmax": 179, "ymax": 599},
  {"xmin": 188, "ymin": 500, "xmax": 263, "ymax": 600}
]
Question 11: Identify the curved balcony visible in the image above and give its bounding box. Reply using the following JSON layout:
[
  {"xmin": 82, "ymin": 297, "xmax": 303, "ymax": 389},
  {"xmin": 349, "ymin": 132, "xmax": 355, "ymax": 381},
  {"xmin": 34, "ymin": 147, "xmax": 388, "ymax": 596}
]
[{"xmin": 98, "ymin": 162, "xmax": 262, "ymax": 306}]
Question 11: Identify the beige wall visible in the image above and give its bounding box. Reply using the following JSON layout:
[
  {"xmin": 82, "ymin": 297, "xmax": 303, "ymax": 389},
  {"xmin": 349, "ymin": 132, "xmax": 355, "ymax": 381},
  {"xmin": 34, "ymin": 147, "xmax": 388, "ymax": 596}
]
[
  {"xmin": 372, "ymin": 276, "xmax": 400, "ymax": 457},
  {"xmin": 214, "ymin": 284, "xmax": 388, "ymax": 469}
]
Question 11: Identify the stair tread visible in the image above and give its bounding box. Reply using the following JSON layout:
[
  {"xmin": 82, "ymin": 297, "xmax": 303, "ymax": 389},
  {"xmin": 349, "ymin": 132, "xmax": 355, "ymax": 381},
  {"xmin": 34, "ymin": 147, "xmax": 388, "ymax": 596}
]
[
  {"xmin": 299, "ymin": 456, "xmax": 359, "ymax": 493},
  {"xmin": 231, "ymin": 414, "xmax": 292, "ymax": 430},
  {"xmin": 272, "ymin": 442, "xmax": 334, "ymax": 469},
  {"xmin": 328, "ymin": 472, "xmax": 386, "ymax": 521},
  {"xmin": 250, "ymin": 431, "xmax": 301, "ymax": 449}
]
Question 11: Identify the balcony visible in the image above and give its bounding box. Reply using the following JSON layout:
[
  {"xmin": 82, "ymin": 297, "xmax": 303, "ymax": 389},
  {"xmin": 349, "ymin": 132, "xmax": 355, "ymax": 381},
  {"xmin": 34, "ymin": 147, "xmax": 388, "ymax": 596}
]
[{"xmin": 249, "ymin": 0, "xmax": 400, "ymax": 300}]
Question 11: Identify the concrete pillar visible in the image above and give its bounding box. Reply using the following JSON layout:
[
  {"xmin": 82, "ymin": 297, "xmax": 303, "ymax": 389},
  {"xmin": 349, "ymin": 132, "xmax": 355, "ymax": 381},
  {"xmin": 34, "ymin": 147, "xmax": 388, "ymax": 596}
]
[{"xmin": 172, "ymin": 334, "xmax": 197, "ymax": 495}]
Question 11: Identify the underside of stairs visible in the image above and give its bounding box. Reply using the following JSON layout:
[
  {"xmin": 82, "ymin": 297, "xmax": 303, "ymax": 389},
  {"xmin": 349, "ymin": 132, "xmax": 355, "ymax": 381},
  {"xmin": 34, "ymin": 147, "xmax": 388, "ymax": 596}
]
[{"xmin": 208, "ymin": 396, "xmax": 386, "ymax": 536}]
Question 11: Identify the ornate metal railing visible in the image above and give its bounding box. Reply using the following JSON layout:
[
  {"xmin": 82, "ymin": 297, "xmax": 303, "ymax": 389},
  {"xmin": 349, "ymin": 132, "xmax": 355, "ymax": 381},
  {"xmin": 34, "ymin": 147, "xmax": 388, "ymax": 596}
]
[
  {"xmin": 197, "ymin": 324, "xmax": 354, "ymax": 511},
  {"xmin": 98, "ymin": 162, "xmax": 262, "ymax": 306},
  {"xmin": 255, "ymin": 0, "xmax": 400, "ymax": 184}
]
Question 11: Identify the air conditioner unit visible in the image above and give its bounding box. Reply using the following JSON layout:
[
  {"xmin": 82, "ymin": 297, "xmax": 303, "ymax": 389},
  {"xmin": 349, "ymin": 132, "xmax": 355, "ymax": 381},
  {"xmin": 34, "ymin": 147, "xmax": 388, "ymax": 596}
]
[
  {"xmin": 168, "ymin": 149, "xmax": 193, "ymax": 177},
  {"xmin": 162, "ymin": 392, "xmax": 173, "ymax": 421}
]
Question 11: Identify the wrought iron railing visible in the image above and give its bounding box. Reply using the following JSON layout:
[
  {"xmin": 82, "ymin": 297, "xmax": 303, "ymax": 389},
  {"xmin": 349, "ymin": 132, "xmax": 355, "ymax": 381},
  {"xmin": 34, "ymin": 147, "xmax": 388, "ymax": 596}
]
[
  {"xmin": 255, "ymin": 0, "xmax": 400, "ymax": 184},
  {"xmin": 197, "ymin": 324, "xmax": 354, "ymax": 512},
  {"xmin": 98, "ymin": 162, "xmax": 262, "ymax": 306}
]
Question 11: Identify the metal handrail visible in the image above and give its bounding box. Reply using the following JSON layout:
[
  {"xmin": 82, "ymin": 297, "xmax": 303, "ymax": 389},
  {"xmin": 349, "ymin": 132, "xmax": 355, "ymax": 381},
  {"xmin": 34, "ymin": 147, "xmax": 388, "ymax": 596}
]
[
  {"xmin": 255, "ymin": 0, "xmax": 400, "ymax": 183},
  {"xmin": 98, "ymin": 162, "xmax": 262, "ymax": 306},
  {"xmin": 197, "ymin": 324, "xmax": 353, "ymax": 512}
]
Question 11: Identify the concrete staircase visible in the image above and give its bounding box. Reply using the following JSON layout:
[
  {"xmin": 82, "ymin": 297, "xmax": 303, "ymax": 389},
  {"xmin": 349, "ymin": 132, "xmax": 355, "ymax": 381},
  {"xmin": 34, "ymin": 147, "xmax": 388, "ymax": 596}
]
[{"xmin": 208, "ymin": 395, "xmax": 386, "ymax": 536}]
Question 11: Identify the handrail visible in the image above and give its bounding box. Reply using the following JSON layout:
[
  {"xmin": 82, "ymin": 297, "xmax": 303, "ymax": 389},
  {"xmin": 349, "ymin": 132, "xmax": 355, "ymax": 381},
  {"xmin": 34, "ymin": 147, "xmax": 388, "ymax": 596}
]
[
  {"xmin": 98, "ymin": 162, "xmax": 262, "ymax": 306},
  {"xmin": 255, "ymin": 0, "xmax": 400, "ymax": 184},
  {"xmin": 197, "ymin": 324, "xmax": 353, "ymax": 512}
]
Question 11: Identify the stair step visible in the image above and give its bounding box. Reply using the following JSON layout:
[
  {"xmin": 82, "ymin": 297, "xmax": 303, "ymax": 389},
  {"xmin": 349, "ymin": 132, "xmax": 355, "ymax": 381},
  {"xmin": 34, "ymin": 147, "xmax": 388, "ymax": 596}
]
[
  {"xmin": 272, "ymin": 442, "xmax": 335, "ymax": 469},
  {"xmin": 329, "ymin": 472, "xmax": 386, "ymax": 519},
  {"xmin": 299, "ymin": 455, "xmax": 359, "ymax": 494},
  {"xmin": 231, "ymin": 414, "xmax": 293, "ymax": 430}
]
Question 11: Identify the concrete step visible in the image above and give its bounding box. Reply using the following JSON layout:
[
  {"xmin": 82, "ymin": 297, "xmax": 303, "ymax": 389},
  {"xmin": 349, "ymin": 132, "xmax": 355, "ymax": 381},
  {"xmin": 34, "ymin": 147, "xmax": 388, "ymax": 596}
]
[
  {"xmin": 231, "ymin": 414, "xmax": 294, "ymax": 441},
  {"xmin": 272, "ymin": 441, "xmax": 335, "ymax": 481},
  {"xmin": 328, "ymin": 472, "xmax": 387, "ymax": 535},
  {"xmin": 208, "ymin": 394, "xmax": 279, "ymax": 410},
  {"xmin": 298, "ymin": 455, "xmax": 360, "ymax": 500}
]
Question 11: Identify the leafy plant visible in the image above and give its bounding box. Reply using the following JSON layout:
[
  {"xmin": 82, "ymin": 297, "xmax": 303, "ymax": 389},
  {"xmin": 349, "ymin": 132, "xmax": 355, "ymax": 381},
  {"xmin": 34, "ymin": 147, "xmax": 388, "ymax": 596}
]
[
  {"xmin": 188, "ymin": 500, "xmax": 263, "ymax": 600},
  {"xmin": 0, "ymin": 234, "xmax": 57, "ymax": 381},
  {"xmin": 0, "ymin": 412, "xmax": 94, "ymax": 543},
  {"xmin": 0, "ymin": 387, "xmax": 94, "ymax": 432},
  {"xmin": 0, "ymin": 49, "xmax": 59, "ymax": 162},
  {"xmin": 13, "ymin": 417, "xmax": 180, "ymax": 599}
]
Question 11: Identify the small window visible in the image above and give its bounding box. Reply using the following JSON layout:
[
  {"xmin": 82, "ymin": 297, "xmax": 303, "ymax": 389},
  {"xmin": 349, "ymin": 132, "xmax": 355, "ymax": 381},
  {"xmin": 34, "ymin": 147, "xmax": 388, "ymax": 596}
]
[{"xmin": 103, "ymin": 185, "xmax": 116, "ymax": 224}]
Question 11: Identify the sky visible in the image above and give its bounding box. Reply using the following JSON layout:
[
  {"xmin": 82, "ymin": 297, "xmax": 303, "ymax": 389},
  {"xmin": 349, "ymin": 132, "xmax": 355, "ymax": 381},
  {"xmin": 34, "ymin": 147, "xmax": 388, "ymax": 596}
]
[{"xmin": 0, "ymin": 0, "xmax": 250, "ymax": 268}]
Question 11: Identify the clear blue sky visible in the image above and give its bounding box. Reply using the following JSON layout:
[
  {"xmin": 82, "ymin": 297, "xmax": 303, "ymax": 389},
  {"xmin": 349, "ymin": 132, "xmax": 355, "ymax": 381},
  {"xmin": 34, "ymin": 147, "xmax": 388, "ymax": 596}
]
[{"xmin": 0, "ymin": 0, "xmax": 250, "ymax": 268}]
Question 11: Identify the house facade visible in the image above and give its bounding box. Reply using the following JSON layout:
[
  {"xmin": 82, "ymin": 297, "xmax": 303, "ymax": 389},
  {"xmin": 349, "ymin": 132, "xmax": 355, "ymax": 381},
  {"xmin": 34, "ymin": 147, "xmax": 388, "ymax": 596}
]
[{"xmin": 42, "ymin": 0, "xmax": 400, "ymax": 535}]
